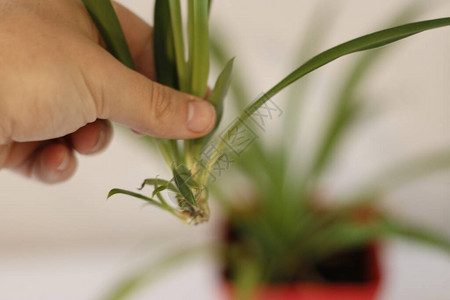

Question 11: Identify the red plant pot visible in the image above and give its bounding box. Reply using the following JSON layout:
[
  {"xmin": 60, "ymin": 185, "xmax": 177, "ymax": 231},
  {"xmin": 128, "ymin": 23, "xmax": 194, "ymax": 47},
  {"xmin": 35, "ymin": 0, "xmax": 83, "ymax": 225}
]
[{"xmin": 224, "ymin": 245, "xmax": 381, "ymax": 300}]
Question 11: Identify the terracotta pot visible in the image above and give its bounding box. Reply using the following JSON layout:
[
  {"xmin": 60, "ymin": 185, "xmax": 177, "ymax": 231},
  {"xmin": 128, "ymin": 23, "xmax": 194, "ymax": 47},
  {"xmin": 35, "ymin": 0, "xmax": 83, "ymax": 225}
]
[{"xmin": 223, "ymin": 245, "xmax": 381, "ymax": 300}]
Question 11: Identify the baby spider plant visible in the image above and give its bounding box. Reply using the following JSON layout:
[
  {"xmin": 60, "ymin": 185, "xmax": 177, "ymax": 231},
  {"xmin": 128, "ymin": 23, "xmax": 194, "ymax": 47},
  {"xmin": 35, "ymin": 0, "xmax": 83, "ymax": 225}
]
[
  {"xmin": 84, "ymin": 0, "xmax": 231, "ymax": 224},
  {"xmin": 82, "ymin": 0, "xmax": 450, "ymax": 225}
]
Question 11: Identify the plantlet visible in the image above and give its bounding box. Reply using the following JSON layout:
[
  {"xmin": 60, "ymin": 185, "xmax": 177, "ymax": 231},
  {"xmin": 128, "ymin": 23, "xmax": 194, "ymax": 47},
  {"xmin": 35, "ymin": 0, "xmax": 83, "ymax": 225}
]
[{"xmin": 82, "ymin": 0, "xmax": 450, "ymax": 225}]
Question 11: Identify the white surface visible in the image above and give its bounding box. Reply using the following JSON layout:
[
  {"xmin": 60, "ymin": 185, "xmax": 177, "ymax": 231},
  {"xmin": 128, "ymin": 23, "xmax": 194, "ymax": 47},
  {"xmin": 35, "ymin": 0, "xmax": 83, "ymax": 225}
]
[
  {"xmin": 0, "ymin": 241, "xmax": 449, "ymax": 300},
  {"xmin": 0, "ymin": 0, "xmax": 449, "ymax": 299}
]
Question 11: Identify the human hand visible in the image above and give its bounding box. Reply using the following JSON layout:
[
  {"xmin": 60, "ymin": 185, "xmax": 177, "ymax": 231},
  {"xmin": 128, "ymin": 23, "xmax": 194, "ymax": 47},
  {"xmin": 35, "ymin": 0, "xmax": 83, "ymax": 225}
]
[{"xmin": 0, "ymin": 0, "xmax": 216, "ymax": 183}]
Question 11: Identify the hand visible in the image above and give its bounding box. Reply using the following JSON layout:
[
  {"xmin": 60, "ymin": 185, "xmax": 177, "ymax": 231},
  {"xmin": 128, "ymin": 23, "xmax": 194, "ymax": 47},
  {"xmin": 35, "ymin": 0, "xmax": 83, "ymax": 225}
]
[{"xmin": 0, "ymin": 0, "xmax": 216, "ymax": 183}]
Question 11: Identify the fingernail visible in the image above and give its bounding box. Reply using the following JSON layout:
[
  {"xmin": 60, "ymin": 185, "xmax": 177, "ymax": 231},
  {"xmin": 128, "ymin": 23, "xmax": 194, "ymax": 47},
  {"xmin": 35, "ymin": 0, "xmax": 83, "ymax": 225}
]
[
  {"xmin": 187, "ymin": 100, "xmax": 216, "ymax": 133},
  {"xmin": 88, "ymin": 128, "xmax": 105, "ymax": 154},
  {"xmin": 56, "ymin": 151, "xmax": 69, "ymax": 171}
]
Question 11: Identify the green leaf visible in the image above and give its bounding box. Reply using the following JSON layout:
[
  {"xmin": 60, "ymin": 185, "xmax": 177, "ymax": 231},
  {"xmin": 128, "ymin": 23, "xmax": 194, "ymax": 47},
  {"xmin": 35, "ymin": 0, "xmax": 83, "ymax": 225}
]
[
  {"xmin": 309, "ymin": 2, "xmax": 424, "ymax": 180},
  {"xmin": 152, "ymin": 185, "xmax": 167, "ymax": 198},
  {"xmin": 348, "ymin": 148, "xmax": 450, "ymax": 203},
  {"xmin": 100, "ymin": 246, "xmax": 209, "ymax": 300},
  {"xmin": 311, "ymin": 215, "xmax": 450, "ymax": 259},
  {"xmin": 279, "ymin": 3, "xmax": 339, "ymax": 207},
  {"xmin": 380, "ymin": 217, "xmax": 450, "ymax": 253},
  {"xmin": 187, "ymin": 0, "xmax": 210, "ymax": 97},
  {"xmin": 210, "ymin": 30, "xmax": 251, "ymax": 111},
  {"xmin": 154, "ymin": 0, "xmax": 179, "ymax": 88},
  {"xmin": 184, "ymin": 0, "xmax": 211, "ymax": 168},
  {"xmin": 107, "ymin": 189, "xmax": 163, "ymax": 208},
  {"xmin": 194, "ymin": 57, "xmax": 235, "ymax": 149},
  {"xmin": 209, "ymin": 31, "xmax": 273, "ymax": 186},
  {"xmin": 208, "ymin": 0, "xmax": 213, "ymax": 13},
  {"xmin": 82, "ymin": 0, "xmax": 134, "ymax": 69},
  {"xmin": 139, "ymin": 178, "xmax": 179, "ymax": 194},
  {"xmin": 311, "ymin": 150, "xmax": 450, "ymax": 242},
  {"xmin": 172, "ymin": 164, "xmax": 198, "ymax": 207},
  {"xmin": 254, "ymin": 17, "xmax": 450, "ymax": 119},
  {"xmin": 168, "ymin": 0, "xmax": 188, "ymax": 91},
  {"xmin": 208, "ymin": 58, "xmax": 235, "ymax": 121},
  {"xmin": 202, "ymin": 18, "xmax": 450, "ymax": 179},
  {"xmin": 282, "ymin": 1, "xmax": 339, "ymax": 144}
]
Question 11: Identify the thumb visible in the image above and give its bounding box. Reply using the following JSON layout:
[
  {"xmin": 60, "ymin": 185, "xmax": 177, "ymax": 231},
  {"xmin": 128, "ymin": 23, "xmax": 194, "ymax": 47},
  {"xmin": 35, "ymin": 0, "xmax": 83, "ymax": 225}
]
[{"xmin": 91, "ymin": 55, "xmax": 216, "ymax": 139}]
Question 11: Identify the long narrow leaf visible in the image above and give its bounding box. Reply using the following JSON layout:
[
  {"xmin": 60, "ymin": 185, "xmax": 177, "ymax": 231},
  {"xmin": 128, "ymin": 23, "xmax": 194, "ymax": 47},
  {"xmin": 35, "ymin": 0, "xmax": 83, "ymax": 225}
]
[
  {"xmin": 205, "ymin": 57, "xmax": 235, "ymax": 139},
  {"xmin": 173, "ymin": 165, "xmax": 198, "ymax": 207},
  {"xmin": 255, "ymin": 18, "xmax": 450, "ymax": 118},
  {"xmin": 209, "ymin": 58, "xmax": 235, "ymax": 108},
  {"xmin": 82, "ymin": 0, "xmax": 134, "ymax": 69},
  {"xmin": 195, "ymin": 58, "xmax": 235, "ymax": 149},
  {"xmin": 208, "ymin": 0, "xmax": 213, "ymax": 13},
  {"xmin": 201, "ymin": 18, "xmax": 450, "ymax": 181},
  {"xmin": 309, "ymin": 2, "xmax": 424, "ymax": 179},
  {"xmin": 139, "ymin": 178, "xmax": 179, "ymax": 193},
  {"xmin": 209, "ymin": 32, "xmax": 275, "ymax": 188},
  {"xmin": 210, "ymin": 31, "xmax": 252, "ymax": 111},
  {"xmin": 348, "ymin": 148, "xmax": 450, "ymax": 203},
  {"xmin": 282, "ymin": 2, "xmax": 339, "ymax": 145},
  {"xmin": 168, "ymin": 0, "xmax": 188, "ymax": 91},
  {"xmin": 153, "ymin": 0, "xmax": 182, "ymax": 163},
  {"xmin": 107, "ymin": 189, "xmax": 163, "ymax": 208},
  {"xmin": 154, "ymin": 0, "xmax": 179, "ymax": 88},
  {"xmin": 101, "ymin": 246, "xmax": 210, "ymax": 300},
  {"xmin": 187, "ymin": 0, "xmax": 210, "ymax": 97},
  {"xmin": 313, "ymin": 149, "xmax": 450, "ymax": 236},
  {"xmin": 380, "ymin": 217, "xmax": 450, "ymax": 253},
  {"xmin": 184, "ymin": 0, "xmax": 211, "ymax": 168}
]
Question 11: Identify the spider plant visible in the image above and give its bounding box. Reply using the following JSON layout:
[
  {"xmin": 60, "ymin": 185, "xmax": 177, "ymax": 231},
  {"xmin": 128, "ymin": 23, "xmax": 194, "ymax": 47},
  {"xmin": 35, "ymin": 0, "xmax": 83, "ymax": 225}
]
[
  {"xmin": 82, "ymin": 0, "xmax": 450, "ymax": 225},
  {"xmin": 97, "ymin": 2, "xmax": 450, "ymax": 299}
]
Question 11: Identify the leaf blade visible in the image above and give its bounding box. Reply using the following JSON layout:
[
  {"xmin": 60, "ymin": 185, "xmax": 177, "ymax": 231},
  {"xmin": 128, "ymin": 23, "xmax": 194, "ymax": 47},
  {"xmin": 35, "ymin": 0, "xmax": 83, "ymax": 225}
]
[
  {"xmin": 258, "ymin": 17, "xmax": 450, "ymax": 116},
  {"xmin": 168, "ymin": 0, "xmax": 188, "ymax": 91},
  {"xmin": 107, "ymin": 189, "xmax": 163, "ymax": 208},
  {"xmin": 154, "ymin": 0, "xmax": 179, "ymax": 88},
  {"xmin": 187, "ymin": 0, "xmax": 210, "ymax": 97},
  {"xmin": 140, "ymin": 178, "xmax": 179, "ymax": 193},
  {"xmin": 194, "ymin": 57, "xmax": 235, "ymax": 149},
  {"xmin": 82, "ymin": 0, "xmax": 134, "ymax": 69},
  {"xmin": 172, "ymin": 165, "xmax": 198, "ymax": 208},
  {"xmin": 349, "ymin": 148, "xmax": 450, "ymax": 203},
  {"xmin": 202, "ymin": 18, "xmax": 450, "ymax": 179},
  {"xmin": 380, "ymin": 217, "xmax": 450, "ymax": 253}
]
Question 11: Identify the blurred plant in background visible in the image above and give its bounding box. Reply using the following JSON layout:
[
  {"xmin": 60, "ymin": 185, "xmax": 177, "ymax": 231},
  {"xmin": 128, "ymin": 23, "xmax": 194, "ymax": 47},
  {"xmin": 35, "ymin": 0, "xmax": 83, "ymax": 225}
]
[{"xmin": 90, "ymin": 1, "xmax": 450, "ymax": 299}]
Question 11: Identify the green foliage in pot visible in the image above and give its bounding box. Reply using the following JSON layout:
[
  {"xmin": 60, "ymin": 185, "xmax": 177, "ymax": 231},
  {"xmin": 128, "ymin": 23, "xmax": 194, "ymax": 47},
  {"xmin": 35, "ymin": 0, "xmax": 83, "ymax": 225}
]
[
  {"xmin": 82, "ymin": 0, "xmax": 450, "ymax": 226},
  {"xmin": 207, "ymin": 4, "xmax": 450, "ymax": 295}
]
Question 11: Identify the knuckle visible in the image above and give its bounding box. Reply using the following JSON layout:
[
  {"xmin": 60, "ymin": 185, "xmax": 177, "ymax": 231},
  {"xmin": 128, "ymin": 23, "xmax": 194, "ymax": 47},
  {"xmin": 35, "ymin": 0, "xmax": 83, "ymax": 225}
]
[
  {"xmin": 80, "ymin": 51, "xmax": 110, "ymax": 120},
  {"xmin": 91, "ymin": 75, "xmax": 108, "ymax": 119},
  {"xmin": 149, "ymin": 83, "xmax": 173, "ymax": 123}
]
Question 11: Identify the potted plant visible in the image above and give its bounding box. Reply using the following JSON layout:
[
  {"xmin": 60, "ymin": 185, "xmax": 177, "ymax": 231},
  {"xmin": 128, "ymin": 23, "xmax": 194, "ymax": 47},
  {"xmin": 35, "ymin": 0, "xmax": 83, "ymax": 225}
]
[
  {"xmin": 80, "ymin": 1, "xmax": 450, "ymax": 299},
  {"xmin": 208, "ymin": 5, "xmax": 450, "ymax": 298}
]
